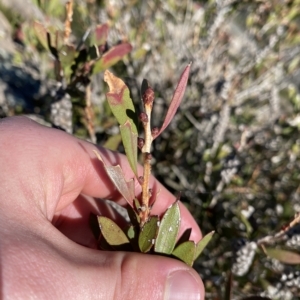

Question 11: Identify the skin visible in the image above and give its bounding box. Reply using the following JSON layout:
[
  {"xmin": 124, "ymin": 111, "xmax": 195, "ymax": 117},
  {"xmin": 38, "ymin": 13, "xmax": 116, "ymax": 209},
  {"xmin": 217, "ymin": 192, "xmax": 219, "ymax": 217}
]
[{"xmin": 0, "ymin": 116, "xmax": 205, "ymax": 299}]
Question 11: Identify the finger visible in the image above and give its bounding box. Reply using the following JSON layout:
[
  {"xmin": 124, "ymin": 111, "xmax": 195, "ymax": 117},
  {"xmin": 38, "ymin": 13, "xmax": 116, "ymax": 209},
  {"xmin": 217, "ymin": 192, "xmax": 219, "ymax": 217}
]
[
  {"xmin": 0, "ymin": 116, "xmax": 201, "ymax": 241},
  {"xmin": 3, "ymin": 220, "xmax": 205, "ymax": 299}
]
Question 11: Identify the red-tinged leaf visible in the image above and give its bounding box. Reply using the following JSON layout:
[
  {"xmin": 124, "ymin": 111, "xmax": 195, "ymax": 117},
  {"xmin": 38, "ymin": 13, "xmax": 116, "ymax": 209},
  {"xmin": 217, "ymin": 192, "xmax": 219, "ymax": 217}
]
[
  {"xmin": 94, "ymin": 150, "xmax": 134, "ymax": 206},
  {"xmin": 120, "ymin": 121, "xmax": 138, "ymax": 177},
  {"xmin": 94, "ymin": 23, "xmax": 109, "ymax": 45},
  {"xmin": 33, "ymin": 21, "xmax": 48, "ymax": 50},
  {"xmin": 154, "ymin": 63, "xmax": 191, "ymax": 139},
  {"xmin": 93, "ymin": 43, "xmax": 132, "ymax": 74},
  {"xmin": 104, "ymin": 71, "xmax": 137, "ymax": 131},
  {"xmin": 263, "ymin": 247, "xmax": 300, "ymax": 264}
]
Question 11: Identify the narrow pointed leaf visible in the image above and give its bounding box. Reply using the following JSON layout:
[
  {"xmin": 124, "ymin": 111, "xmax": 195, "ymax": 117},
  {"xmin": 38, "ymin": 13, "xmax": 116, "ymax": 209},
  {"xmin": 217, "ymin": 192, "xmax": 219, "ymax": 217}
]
[
  {"xmin": 139, "ymin": 216, "xmax": 160, "ymax": 253},
  {"xmin": 94, "ymin": 150, "xmax": 134, "ymax": 206},
  {"xmin": 155, "ymin": 201, "xmax": 181, "ymax": 254},
  {"xmin": 93, "ymin": 43, "xmax": 132, "ymax": 74},
  {"xmin": 194, "ymin": 231, "xmax": 215, "ymax": 260},
  {"xmin": 120, "ymin": 121, "xmax": 138, "ymax": 177},
  {"xmin": 172, "ymin": 241, "xmax": 196, "ymax": 266},
  {"xmin": 154, "ymin": 63, "xmax": 191, "ymax": 139},
  {"xmin": 98, "ymin": 216, "xmax": 130, "ymax": 247},
  {"xmin": 263, "ymin": 247, "xmax": 300, "ymax": 264}
]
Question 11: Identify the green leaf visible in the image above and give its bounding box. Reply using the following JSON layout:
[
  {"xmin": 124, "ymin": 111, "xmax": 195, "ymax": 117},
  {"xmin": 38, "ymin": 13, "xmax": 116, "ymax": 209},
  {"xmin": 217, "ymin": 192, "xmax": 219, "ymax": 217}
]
[
  {"xmin": 93, "ymin": 43, "xmax": 132, "ymax": 74},
  {"xmin": 263, "ymin": 247, "xmax": 300, "ymax": 264},
  {"xmin": 120, "ymin": 121, "xmax": 138, "ymax": 177},
  {"xmin": 194, "ymin": 231, "xmax": 215, "ymax": 260},
  {"xmin": 98, "ymin": 216, "xmax": 131, "ymax": 250},
  {"xmin": 125, "ymin": 225, "xmax": 140, "ymax": 252},
  {"xmin": 94, "ymin": 151, "xmax": 134, "ymax": 206},
  {"xmin": 155, "ymin": 201, "xmax": 181, "ymax": 254},
  {"xmin": 139, "ymin": 216, "xmax": 160, "ymax": 253},
  {"xmin": 172, "ymin": 241, "xmax": 196, "ymax": 266},
  {"xmin": 126, "ymin": 225, "xmax": 136, "ymax": 240}
]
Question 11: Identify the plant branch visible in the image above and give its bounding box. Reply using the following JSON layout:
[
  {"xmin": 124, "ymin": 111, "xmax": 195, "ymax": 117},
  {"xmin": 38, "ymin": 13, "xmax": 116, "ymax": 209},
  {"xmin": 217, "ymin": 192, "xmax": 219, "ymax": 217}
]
[
  {"xmin": 64, "ymin": 0, "xmax": 73, "ymax": 45},
  {"xmin": 139, "ymin": 86, "xmax": 155, "ymax": 225}
]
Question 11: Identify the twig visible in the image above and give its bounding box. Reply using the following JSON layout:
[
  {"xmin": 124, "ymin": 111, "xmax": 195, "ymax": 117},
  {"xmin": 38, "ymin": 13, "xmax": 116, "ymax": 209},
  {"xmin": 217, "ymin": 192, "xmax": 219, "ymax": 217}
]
[
  {"xmin": 139, "ymin": 86, "xmax": 155, "ymax": 225},
  {"xmin": 257, "ymin": 213, "xmax": 300, "ymax": 246},
  {"xmin": 64, "ymin": 0, "xmax": 73, "ymax": 45}
]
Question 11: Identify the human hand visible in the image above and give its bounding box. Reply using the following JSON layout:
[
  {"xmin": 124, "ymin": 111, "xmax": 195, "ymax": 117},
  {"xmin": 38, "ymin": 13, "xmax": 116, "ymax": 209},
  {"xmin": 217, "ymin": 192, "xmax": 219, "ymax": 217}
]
[{"xmin": 0, "ymin": 116, "xmax": 204, "ymax": 299}]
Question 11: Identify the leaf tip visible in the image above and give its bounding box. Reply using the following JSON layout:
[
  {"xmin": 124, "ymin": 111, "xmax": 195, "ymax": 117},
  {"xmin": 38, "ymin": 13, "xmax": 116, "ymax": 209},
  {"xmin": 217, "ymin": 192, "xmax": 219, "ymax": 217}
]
[{"xmin": 93, "ymin": 150, "xmax": 104, "ymax": 162}]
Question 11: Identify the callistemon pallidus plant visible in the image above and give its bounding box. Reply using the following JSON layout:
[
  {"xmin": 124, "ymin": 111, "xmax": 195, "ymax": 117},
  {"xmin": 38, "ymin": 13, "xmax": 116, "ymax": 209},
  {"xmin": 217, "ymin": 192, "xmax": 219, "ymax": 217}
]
[{"xmin": 92, "ymin": 64, "xmax": 214, "ymax": 266}]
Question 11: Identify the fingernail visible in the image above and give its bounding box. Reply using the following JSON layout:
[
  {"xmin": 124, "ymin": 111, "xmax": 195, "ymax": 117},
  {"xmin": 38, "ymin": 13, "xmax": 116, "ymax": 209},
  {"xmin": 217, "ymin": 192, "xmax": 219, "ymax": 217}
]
[{"xmin": 164, "ymin": 270, "xmax": 202, "ymax": 300}]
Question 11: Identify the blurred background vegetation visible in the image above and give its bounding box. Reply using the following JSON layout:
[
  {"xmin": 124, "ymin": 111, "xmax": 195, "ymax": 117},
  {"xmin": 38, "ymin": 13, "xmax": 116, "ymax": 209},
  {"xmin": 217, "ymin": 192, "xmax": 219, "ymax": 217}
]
[{"xmin": 1, "ymin": 0, "xmax": 300, "ymax": 299}]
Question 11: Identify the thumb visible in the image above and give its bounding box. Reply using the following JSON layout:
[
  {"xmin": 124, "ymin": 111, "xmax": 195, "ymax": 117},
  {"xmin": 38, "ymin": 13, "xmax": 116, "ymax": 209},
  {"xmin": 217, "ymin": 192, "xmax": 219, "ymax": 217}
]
[
  {"xmin": 58, "ymin": 242, "xmax": 205, "ymax": 300},
  {"xmin": 89, "ymin": 250, "xmax": 205, "ymax": 300},
  {"xmin": 3, "ymin": 219, "xmax": 204, "ymax": 300}
]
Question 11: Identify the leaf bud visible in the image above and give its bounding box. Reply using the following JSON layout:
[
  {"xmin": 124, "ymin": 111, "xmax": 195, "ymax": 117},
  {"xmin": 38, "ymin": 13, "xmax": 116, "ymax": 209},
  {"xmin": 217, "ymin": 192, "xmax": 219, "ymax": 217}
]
[
  {"xmin": 138, "ymin": 137, "xmax": 145, "ymax": 149},
  {"xmin": 151, "ymin": 127, "xmax": 159, "ymax": 138},
  {"xmin": 139, "ymin": 112, "xmax": 148, "ymax": 123},
  {"xmin": 142, "ymin": 87, "xmax": 155, "ymax": 106}
]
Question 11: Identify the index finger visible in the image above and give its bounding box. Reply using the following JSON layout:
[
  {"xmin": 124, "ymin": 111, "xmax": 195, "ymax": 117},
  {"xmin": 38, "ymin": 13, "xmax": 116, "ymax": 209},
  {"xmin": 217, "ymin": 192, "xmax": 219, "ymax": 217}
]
[{"xmin": 1, "ymin": 116, "xmax": 202, "ymax": 242}]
